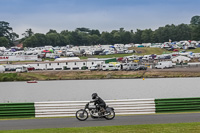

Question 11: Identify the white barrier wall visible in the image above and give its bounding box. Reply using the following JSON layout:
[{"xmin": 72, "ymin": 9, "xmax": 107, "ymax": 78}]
[
  {"xmin": 0, "ymin": 55, "xmax": 38, "ymax": 61},
  {"xmin": 35, "ymin": 99, "xmax": 155, "ymax": 118}
]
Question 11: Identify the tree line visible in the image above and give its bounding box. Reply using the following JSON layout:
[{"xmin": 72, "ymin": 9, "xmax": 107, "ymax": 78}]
[{"xmin": 0, "ymin": 16, "xmax": 200, "ymax": 47}]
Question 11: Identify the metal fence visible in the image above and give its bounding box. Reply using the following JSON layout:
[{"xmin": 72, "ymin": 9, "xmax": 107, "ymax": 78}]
[{"xmin": 35, "ymin": 99, "xmax": 156, "ymax": 118}]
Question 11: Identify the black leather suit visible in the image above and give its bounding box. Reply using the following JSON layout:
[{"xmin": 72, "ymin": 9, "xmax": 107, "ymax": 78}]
[{"xmin": 91, "ymin": 96, "xmax": 106, "ymax": 109}]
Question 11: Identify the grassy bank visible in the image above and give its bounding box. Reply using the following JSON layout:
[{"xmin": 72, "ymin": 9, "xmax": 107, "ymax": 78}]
[
  {"xmin": 1, "ymin": 70, "xmax": 200, "ymax": 82},
  {"xmin": 1, "ymin": 122, "xmax": 200, "ymax": 133}
]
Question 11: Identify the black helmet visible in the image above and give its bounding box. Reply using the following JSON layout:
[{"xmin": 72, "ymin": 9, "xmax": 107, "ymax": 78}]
[{"xmin": 92, "ymin": 93, "xmax": 98, "ymax": 99}]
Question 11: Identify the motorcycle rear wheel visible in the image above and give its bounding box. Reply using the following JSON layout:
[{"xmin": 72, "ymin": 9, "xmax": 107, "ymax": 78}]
[
  {"xmin": 76, "ymin": 109, "xmax": 88, "ymax": 121},
  {"xmin": 104, "ymin": 110, "xmax": 115, "ymax": 120}
]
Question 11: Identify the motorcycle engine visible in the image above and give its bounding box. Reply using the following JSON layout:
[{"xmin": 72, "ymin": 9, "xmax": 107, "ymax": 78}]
[{"xmin": 90, "ymin": 109, "xmax": 98, "ymax": 116}]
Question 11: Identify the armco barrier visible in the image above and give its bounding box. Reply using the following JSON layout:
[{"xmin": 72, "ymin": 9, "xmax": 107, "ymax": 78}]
[
  {"xmin": 35, "ymin": 99, "xmax": 156, "ymax": 118},
  {"xmin": 0, "ymin": 103, "xmax": 35, "ymax": 118},
  {"xmin": 155, "ymin": 97, "xmax": 200, "ymax": 113},
  {"xmin": 2, "ymin": 97, "xmax": 200, "ymax": 118}
]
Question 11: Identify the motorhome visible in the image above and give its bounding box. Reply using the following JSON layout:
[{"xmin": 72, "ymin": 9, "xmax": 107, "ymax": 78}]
[
  {"xmin": 121, "ymin": 63, "xmax": 138, "ymax": 71},
  {"xmin": 109, "ymin": 62, "xmax": 121, "ymax": 70},
  {"xmin": 155, "ymin": 61, "xmax": 174, "ymax": 69},
  {"xmin": 126, "ymin": 63, "xmax": 138, "ymax": 70},
  {"xmin": 102, "ymin": 64, "xmax": 115, "ymax": 71}
]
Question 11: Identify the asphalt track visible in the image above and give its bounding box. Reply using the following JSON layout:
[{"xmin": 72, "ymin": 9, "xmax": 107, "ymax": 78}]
[{"xmin": 1, "ymin": 113, "xmax": 200, "ymax": 130}]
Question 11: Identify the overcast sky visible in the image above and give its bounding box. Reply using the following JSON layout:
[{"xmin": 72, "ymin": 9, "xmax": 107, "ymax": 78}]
[{"xmin": 0, "ymin": 0, "xmax": 199, "ymax": 38}]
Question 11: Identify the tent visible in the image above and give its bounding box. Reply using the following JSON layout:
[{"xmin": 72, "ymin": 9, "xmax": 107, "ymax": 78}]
[
  {"xmin": 172, "ymin": 56, "xmax": 191, "ymax": 63},
  {"xmin": 49, "ymin": 49, "xmax": 54, "ymax": 53},
  {"xmin": 137, "ymin": 45, "xmax": 144, "ymax": 47},
  {"xmin": 42, "ymin": 50, "xmax": 51, "ymax": 53}
]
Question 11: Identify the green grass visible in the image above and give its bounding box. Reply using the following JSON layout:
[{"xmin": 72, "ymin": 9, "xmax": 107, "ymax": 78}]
[
  {"xmin": 1, "ymin": 122, "xmax": 200, "ymax": 133},
  {"xmin": 79, "ymin": 53, "xmax": 134, "ymax": 59},
  {"xmin": 131, "ymin": 47, "xmax": 171, "ymax": 55},
  {"xmin": 186, "ymin": 48, "xmax": 200, "ymax": 53},
  {"xmin": 0, "ymin": 73, "xmax": 26, "ymax": 81}
]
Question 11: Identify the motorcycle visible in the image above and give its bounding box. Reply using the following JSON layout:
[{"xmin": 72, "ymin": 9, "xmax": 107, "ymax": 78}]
[{"xmin": 76, "ymin": 102, "xmax": 115, "ymax": 121}]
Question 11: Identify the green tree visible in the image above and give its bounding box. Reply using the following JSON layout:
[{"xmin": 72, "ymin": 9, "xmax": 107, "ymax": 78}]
[
  {"xmin": 0, "ymin": 37, "xmax": 9, "ymax": 47},
  {"xmin": 22, "ymin": 28, "xmax": 34, "ymax": 38},
  {"xmin": 141, "ymin": 29, "xmax": 153, "ymax": 43},
  {"xmin": 46, "ymin": 33, "xmax": 60, "ymax": 46},
  {"xmin": 23, "ymin": 33, "xmax": 46, "ymax": 47},
  {"xmin": 0, "ymin": 21, "xmax": 12, "ymax": 37},
  {"xmin": 46, "ymin": 29, "xmax": 57, "ymax": 34},
  {"xmin": 190, "ymin": 16, "xmax": 200, "ymax": 25},
  {"xmin": 0, "ymin": 21, "xmax": 18, "ymax": 46},
  {"xmin": 68, "ymin": 31, "xmax": 82, "ymax": 45},
  {"xmin": 133, "ymin": 29, "xmax": 143, "ymax": 44},
  {"xmin": 76, "ymin": 27, "xmax": 90, "ymax": 33},
  {"xmin": 121, "ymin": 31, "xmax": 132, "ymax": 44},
  {"xmin": 111, "ymin": 30, "xmax": 121, "ymax": 44},
  {"xmin": 90, "ymin": 29, "xmax": 100, "ymax": 36},
  {"xmin": 176, "ymin": 24, "xmax": 191, "ymax": 41},
  {"xmin": 100, "ymin": 32, "xmax": 113, "ymax": 44},
  {"xmin": 89, "ymin": 34, "xmax": 100, "ymax": 45},
  {"xmin": 59, "ymin": 34, "xmax": 70, "ymax": 46},
  {"xmin": 60, "ymin": 30, "xmax": 69, "ymax": 36},
  {"xmin": 191, "ymin": 25, "xmax": 200, "ymax": 40}
]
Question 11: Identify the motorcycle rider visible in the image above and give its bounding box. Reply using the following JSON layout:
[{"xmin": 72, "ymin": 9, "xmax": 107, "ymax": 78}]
[{"xmin": 90, "ymin": 93, "xmax": 106, "ymax": 113}]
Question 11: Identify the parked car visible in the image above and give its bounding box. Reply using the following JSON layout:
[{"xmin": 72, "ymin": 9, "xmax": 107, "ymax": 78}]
[
  {"xmin": 164, "ymin": 55, "xmax": 171, "ymax": 59},
  {"xmin": 27, "ymin": 66, "xmax": 35, "ymax": 71},
  {"xmin": 23, "ymin": 65, "xmax": 35, "ymax": 71},
  {"xmin": 135, "ymin": 65, "xmax": 147, "ymax": 70},
  {"xmin": 16, "ymin": 66, "xmax": 28, "ymax": 73},
  {"xmin": 142, "ymin": 55, "xmax": 152, "ymax": 60}
]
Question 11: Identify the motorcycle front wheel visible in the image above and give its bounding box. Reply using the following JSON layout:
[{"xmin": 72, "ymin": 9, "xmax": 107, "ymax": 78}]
[
  {"xmin": 76, "ymin": 109, "xmax": 88, "ymax": 121},
  {"xmin": 104, "ymin": 110, "xmax": 115, "ymax": 120}
]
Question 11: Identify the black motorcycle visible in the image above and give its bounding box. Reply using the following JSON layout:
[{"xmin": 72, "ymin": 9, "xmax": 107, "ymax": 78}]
[{"xmin": 76, "ymin": 102, "xmax": 115, "ymax": 121}]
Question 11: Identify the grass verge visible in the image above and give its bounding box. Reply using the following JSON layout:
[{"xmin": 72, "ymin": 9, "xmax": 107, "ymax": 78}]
[
  {"xmin": 1, "ymin": 122, "xmax": 200, "ymax": 133},
  {"xmin": 1, "ymin": 70, "xmax": 200, "ymax": 82}
]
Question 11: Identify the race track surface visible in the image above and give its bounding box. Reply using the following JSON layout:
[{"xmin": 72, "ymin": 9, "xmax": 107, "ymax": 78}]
[{"xmin": 1, "ymin": 113, "xmax": 200, "ymax": 130}]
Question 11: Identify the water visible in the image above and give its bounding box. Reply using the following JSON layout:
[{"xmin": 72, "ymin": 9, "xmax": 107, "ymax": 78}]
[{"xmin": 0, "ymin": 78, "xmax": 200, "ymax": 103}]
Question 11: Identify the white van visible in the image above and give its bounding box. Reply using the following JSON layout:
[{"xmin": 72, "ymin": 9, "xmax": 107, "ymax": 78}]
[
  {"xmin": 115, "ymin": 64, "xmax": 121, "ymax": 70},
  {"xmin": 0, "ymin": 65, "xmax": 5, "ymax": 73},
  {"xmin": 102, "ymin": 64, "xmax": 115, "ymax": 71}
]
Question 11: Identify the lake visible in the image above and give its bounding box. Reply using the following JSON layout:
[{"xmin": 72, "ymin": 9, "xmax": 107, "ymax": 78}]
[{"xmin": 0, "ymin": 78, "xmax": 200, "ymax": 103}]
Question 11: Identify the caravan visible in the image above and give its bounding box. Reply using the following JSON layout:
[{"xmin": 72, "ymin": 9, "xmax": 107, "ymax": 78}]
[{"xmin": 155, "ymin": 61, "xmax": 174, "ymax": 69}]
